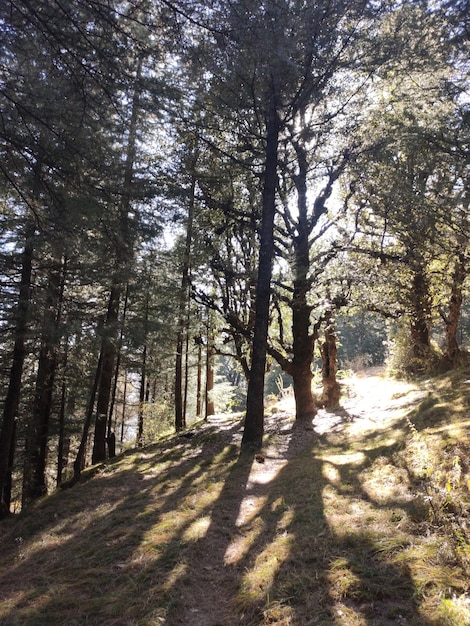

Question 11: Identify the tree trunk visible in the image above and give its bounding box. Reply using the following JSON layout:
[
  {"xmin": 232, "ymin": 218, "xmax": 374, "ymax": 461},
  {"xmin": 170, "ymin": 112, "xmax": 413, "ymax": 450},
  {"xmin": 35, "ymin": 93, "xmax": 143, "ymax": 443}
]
[
  {"xmin": 56, "ymin": 337, "xmax": 68, "ymax": 485},
  {"xmin": 196, "ymin": 334, "xmax": 203, "ymax": 417},
  {"xmin": 23, "ymin": 257, "xmax": 66, "ymax": 506},
  {"xmin": 137, "ymin": 344, "xmax": 147, "ymax": 447},
  {"xmin": 120, "ymin": 373, "xmax": 128, "ymax": 445},
  {"xmin": 205, "ymin": 319, "xmax": 215, "ymax": 419},
  {"xmin": 92, "ymin": 284, "xmax": 120, "ymax": 464},
  {"xmin": 65, "ymin": 348, "xmax": 103, "ymax": 486},
  {"xmin": 321, "ymin": 311, "xmax": 341, "ymax": 408},
  {"xmin": 291, "ymin": 291, "xmax": 317, "ymax": 419},
  {"xmin": 92, "ymin": 57, "xmax": 141, "ymax": 459},
  {"xmin": 175, "ymin": 171, "xmax": 196, "ymax": 431},
  {"xmin": 243, "ymin": 89, "xmax": 279, "ymax": 449},
  {"xmin": 107, "ymin": 283, "xmax": 129, "ymax": 457},
  {"xmin": 183, "ymin": 305, "xmax": 191, "ymax": 420},
  {"xmin": 290, "ymin": 141, "xmax": 317, "ymax": 420},
  {"xmin": 0, "ymin": 232, "xmax": 33, "ymax": 518},
  {"xmin": 443, "ymin": 254, "xmax": 466, "ymax": 363},
  {"xmin": 409, "ymin": 267, "xmax": 432, "ymax": 364}
]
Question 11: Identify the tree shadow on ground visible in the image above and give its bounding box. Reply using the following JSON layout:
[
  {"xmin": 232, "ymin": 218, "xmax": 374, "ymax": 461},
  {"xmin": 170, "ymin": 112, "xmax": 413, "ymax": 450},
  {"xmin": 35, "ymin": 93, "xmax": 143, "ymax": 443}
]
[
  {"xmin": 0, "ymin": 407, "xmax": 460, "ymax": 625},
  {"xmin": 161, "ymin": 413, "xmax": 440, "ymax": 625},
  {"xmin": 0, "ymin": 420, "xmax": 245, "ymax": 625}
]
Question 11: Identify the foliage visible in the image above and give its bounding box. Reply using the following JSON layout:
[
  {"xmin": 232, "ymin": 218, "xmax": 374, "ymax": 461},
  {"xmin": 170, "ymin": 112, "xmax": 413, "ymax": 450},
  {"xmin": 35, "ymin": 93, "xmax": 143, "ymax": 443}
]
[{"xmin": 336, "ymin": 311, "xmax": 388, "ymax": 369}]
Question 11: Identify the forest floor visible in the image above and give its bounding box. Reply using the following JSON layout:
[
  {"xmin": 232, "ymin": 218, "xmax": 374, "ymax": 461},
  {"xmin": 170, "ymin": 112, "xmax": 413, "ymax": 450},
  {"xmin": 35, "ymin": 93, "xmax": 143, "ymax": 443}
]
[{"xmin": 1, "ymin": 367, "xmax": 470, "ymax": 625}]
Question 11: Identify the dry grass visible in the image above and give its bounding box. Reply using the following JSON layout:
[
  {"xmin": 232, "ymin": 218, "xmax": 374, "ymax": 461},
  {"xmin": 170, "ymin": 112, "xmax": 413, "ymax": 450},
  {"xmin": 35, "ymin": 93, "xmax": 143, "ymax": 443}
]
[{"xmin": 1, "ymin": 368, "xmax": 470, "ymax": 625}]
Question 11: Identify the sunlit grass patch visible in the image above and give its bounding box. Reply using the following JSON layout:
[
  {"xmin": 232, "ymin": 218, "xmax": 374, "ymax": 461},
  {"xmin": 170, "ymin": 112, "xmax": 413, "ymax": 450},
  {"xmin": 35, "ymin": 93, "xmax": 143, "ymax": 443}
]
[
  {"xmin": 239, "ymin": 531, "xmax": 293, "ymax": 602},
  {"xmin": 182, "ymin": 515, "xmax": 211, "ymax": 542},
  {"xmin": 438, "ymin": 594, "xmax": 470, "ymax": 626},
  {"xmin": 359, "ymin": 455, "xmax": 411, "ymax": 505}
]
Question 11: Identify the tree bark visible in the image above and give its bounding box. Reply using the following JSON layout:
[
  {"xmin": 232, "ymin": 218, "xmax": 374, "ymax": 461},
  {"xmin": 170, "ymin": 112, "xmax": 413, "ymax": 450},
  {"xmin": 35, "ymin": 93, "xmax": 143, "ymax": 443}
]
[
  {"xmin": 443, "ymin": 254, "xmax": 466, "ymax": 363},
  {"xmin": 290, "ymin": 142, "xmax": 317, "ymax": 420},
  {"xmin": 243, "ymin": 88, "xmax": 279, "ymax": 449},
  {"xmin": 0, "ymin": 232, "xmax": 33, "ymax": 517},
  {"xmin": 196, "ymin": 334, "xmax": 203, "ymax": 417},
  {"xmin": 175, "ymin": 171, "xmax": 196, "ymax": 431},
  {"xmin": 92, "ymin": 57, "xmax": 141, "ymax": 459},
  {"xmin": 92, "ymin": 284, "xmax": 120, "ymax": 464},
  {"xmin": 107, "ymin": 283, "xmax": 129, "ymax": 457},
  {"xmin": 23, "ymin": 257, "xmax": 66, "ymax": 506},
  {"xmin": 120, "ymin": 373, "xmax": 128, "ymax": 445},
  {"xmin": 137, "ymin": 344, "xmax": 147, "ymax": 447},
  {"xmin": 409, "ymin": 266, "xmax": 432, "ymax": 364},
  {"xmin": 65, "ymin": 348, "xmax": 103, "ymax": 486},
  {"xmin": 321, "ymin": 311, "xmax": 341, "ymax": 408},
  {"xmin": 56, "ymin": 337, "xmax": 68, "ymax": 485},
  {"xmin": 205, "ymin": 315, "xmax": 215, "ymax": 419}
]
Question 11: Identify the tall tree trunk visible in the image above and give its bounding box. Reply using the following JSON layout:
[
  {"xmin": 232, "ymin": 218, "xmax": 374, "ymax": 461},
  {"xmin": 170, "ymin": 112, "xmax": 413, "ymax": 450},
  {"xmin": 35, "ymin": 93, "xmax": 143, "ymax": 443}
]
[
  {"xmin": 205, "ymin": 318, "xmax": 215, "ymax": 419},
  {"xmin": 23, "ymin": 257, "xmax": 66, "ymax": 506},
  {"xmin": 175, "ymin": 171, "xmax": 196, "ymax": 431},
  {"xmin": 321, "ymin": 310, "xmax": 341, "ymax": 408},
  {"xmin": 0, "ymin": 232, "xmax": 33, "ymax": 518},
  {"xmin": 56, "ymin": 337, "xmax": 69, "ymax": 485},
  {"xmin": 92, "ymin": 284, "xmax": 120, "ymax": 464},
  {"xmin": 120, "ymin": 372, "xmax": 128, "ymax": 445},
  {"xmin": 107, "ymin": 283, "xmax": 129, "ymax": 457},
  {"xmin": 442, "ymin": 254, "xmax": 466, "ymax": 363},
  {"xmin": 291, "ymin": 142, "xmax": 316, "ymax": 420},
  {"xmin": 196, "ymin": 334, "xmax": 203, "ymax": 417},
  {"xmin": 243, "ymin": 89, "xmax": 279, "ymax": 449},
  {"xmin": 137, "ymin": 344, "xmax": 147, "ymax": 447},
  {"xmin": 183, "ymin": 305, "xmax": 191, "ymax": 420},
  {"xmin": 64, "ymin": 348, "xmax": 103, "ymax": 486},
  {"xmin": 409, "ymin": 266, "xmax": 432, "ymax": 365},
  {"xmin": 92, "ymin": 57, "xmax": 141, "ymax": 460}
]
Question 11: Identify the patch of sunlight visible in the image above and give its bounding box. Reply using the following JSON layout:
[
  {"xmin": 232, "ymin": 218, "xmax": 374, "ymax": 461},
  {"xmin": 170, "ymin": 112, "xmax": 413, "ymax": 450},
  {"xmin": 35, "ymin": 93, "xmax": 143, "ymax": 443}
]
[
  {"xmin": 142, "ymin": 510, "xmax": 188, "ymax": 547},
  {"xmin": 439, "ymin": 594, "xmax": 470, "ymax": 626},
  {"xmin": 322, "ymin": 462, "xmax": 341, "ymax": 485},
  {"xmin": 161, "ymin": 562, "xmax": 188, "ymax": 593},
  {"xmin": 0, "ymin": 591, "xmax": 27, "ymax": 618},
  {"xmin": 225, "ymin": 516, "xmax": 265, "ymax": 565},
  {"xmin": 235, "ymin": 495, "xmax": 268, "ymax": 527},
  {"xmin": 360, "ymin": 457, "xmax": 410, "ymax": 505},
  {"xmin": 182, "ymin": 516, "xmax": 211, "ymax": 542},
  {"xmin": 239, "ymin": 532, "xmax": 292, "ymax": 601},
  {"xmin": 332, "ymin": 603, "xmax": 368, "ymax": 625},
  {"xmin": 248, "ymin": 462, "xmax": 285, "ymax": 485},
  {"xmin": 263, "ymin": 601, "xmax": 295, "ymax": 625},
  {"xmin": 276, "ymin": 506, "xmax": 295, "ymax": 532},
  {"xmin": 20, "ymin": 499, "xmax": 126, "ymax": 561},
  {"xmin": 328, "ymin": 557, "xmax": 362, "ymax": 600},
  {"xmin": 397, "ymin": 540, "xmax": 468, "ymax": 602},
  {"xmin": 323, "ymin": 485, "xmax": 385, "ymax": 536},
  {"xmin": 428, "ymin": 418, "xmax": 470, "ymax": 439},
  {"xmin": 320, "ymin": 451, "xmax": 365, "ymax": 466}
]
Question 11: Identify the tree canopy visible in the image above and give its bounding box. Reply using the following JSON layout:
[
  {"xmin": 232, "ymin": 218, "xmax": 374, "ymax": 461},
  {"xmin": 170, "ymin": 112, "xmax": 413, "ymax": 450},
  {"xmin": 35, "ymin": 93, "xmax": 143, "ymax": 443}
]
[{"xmin": 0, "ymin": 0, "xmax": 468, "ymax": 515}]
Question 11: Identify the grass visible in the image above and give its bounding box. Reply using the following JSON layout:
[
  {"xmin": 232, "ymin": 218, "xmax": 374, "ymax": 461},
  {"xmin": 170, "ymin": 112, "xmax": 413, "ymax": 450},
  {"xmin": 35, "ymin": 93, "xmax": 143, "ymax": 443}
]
[{"xmin": 1, "ymin": 368, "xmax": 470, "ymax": 625}]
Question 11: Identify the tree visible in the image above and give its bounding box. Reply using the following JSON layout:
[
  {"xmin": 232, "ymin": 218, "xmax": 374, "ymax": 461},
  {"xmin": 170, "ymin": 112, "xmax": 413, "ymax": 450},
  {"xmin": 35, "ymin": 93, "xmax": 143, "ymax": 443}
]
[
  {"xmin": 192, "ymin": 0, "xmax": 386, "ymax": 442},
  {"xmin": 342, "ymin": 1, "xmax": 469, "ymax": 372},
  {"xmin": 0, "ymin": 226, "xmax": 34, "ymax": 517}
]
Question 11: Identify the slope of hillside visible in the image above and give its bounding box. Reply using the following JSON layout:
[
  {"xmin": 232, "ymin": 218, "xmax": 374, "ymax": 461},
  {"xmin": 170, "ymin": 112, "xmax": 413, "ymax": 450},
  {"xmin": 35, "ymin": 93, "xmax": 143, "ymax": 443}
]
[{"xmin": 1, "ymin": 369, "xmax": 470, "ymax": 626}]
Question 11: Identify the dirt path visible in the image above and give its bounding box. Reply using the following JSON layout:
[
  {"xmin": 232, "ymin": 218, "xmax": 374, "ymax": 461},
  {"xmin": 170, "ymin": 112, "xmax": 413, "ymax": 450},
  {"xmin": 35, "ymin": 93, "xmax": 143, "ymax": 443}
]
[
  {"xmin": 176, "ymin": 370, "xmax": 426, "ymax": 625},
  {"xmin": 235, "ymin": 370, "xmax": 422, "ymax": 525}
]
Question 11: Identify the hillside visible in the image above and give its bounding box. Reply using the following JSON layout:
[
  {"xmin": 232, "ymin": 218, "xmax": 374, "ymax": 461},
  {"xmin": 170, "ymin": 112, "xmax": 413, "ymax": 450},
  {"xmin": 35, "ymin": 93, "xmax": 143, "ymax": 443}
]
[{"xmin": 1, "ymin": 369, "xmax": 470, "ymax": 626}]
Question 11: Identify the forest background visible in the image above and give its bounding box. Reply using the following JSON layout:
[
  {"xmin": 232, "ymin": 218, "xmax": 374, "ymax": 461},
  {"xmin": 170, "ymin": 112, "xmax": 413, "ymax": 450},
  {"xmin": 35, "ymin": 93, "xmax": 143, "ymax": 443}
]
[{"xmin": 0, "ymin": 0, "xmax": 468, "ymax": 517}]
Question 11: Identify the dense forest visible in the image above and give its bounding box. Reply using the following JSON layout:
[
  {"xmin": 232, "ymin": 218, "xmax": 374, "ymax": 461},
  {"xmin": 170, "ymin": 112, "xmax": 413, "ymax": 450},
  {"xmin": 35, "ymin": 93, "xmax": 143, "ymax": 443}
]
[{"xmin": 0, "ymin": 0, "xmax": 468, "ymax": 517}]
